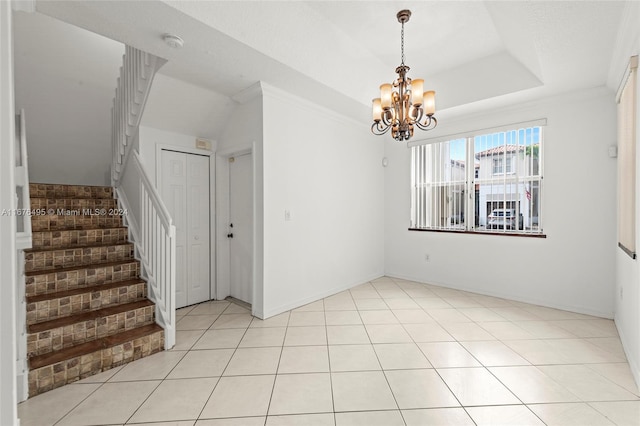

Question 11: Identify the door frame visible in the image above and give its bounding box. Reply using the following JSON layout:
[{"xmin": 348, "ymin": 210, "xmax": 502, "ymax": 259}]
[
  {"xmin": 155, "ymin": 144, "xmax": 216, "ymax": 304},
  {"xmin": 215, "ymin": 144, "xmax": 257, "ymax": 314}
]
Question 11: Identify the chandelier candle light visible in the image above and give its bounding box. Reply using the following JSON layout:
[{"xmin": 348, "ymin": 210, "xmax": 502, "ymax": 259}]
[{"xmin": 372, "ymin": 10, "xmax": 437, "ymax": 142}]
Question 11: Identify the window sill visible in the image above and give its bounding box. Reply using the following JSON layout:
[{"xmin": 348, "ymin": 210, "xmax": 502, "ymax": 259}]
[{"xmin": 408, "ymin": 228, "xmax": 547, "ymax": 238}]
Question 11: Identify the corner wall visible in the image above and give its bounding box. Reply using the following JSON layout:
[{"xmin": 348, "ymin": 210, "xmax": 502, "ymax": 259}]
[
  {"xmin": 261, "ymin": 84, "xmax": 385, "ymax": 317},
  {"xmin": 614, "ymin": 0, "xmax": 640, "ymax": 391},
  {"xmin": 385, "ymin": 87, "xmax": 617, "ymax": 318}
]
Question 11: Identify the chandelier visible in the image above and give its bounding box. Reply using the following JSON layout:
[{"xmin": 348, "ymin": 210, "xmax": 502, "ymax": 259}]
[{"xmin": 371, "ymin": 10, "xmax": 437, "ymax": 142}]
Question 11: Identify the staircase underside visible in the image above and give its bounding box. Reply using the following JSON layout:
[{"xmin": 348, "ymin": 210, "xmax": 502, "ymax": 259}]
[{"xmin": 25, "ymin": 183, "xmax": 164, "ymax": 397}]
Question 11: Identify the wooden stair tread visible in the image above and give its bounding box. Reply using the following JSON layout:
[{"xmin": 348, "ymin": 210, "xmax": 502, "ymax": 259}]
[
  {"xmin": 28, "ymin": 299, "xmax": 155, "ymax": 333},
  {"xmin": 24, "ymin": 241, "xmax": 133, "ymax": 254},
  {"xmin": 27, "ymin": 278, "xmax": 145, "ymax": 303},
  {"xmin": 25, "ymin": 259, "xmax": 138, "ymax": 277},
  {"xmin": 29, "ymin": 323, "xmax": 163, "ymax": 369},
  {"xmin": 30, "ymin": 183, "xmax": 112, "ymax": 188},
  {"xmin": 29, "ymin": 196, "xmax": 113, "ymax": 200},
  {"xmin": 34, "ymin": 219, "xmax": 122, "ymax": 225},
  {"xmin": 29, "ymin": 197, "xmax": 114, "ymax": 201},
  {"xmin": 32, "ymin": 226, "xmax": 127, "ymax": 233},
  {"xmin": 32, "ymin": 223, "xmax": 122, "ymax": 232}
]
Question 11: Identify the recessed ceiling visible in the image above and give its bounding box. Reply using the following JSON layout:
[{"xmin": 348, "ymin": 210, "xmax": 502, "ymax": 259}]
[{"xmin": 35, "ymin": 0, "xmax": 627, "ymax": 121}]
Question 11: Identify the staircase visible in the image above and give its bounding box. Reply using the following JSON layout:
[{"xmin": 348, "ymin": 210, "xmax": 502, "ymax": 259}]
[{"xmin": 25, "ymin": 183, "xmax": 164, "ymax": 397}]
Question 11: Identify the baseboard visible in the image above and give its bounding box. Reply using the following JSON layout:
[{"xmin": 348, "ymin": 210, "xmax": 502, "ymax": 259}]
[
  {"xmin": 384, "ymin": 271, "xmax": 614, "ymax": 319},
  {"xmin": 16, "ymin": 370, "xmax": 27, "ymax": 403},
  {"xmin": 615, "ymin": 317, "xmax": 640, "ymax": 393},
  {"xmin": 262, "ymin": 272, "xmax": 384, "ymax": 319}
]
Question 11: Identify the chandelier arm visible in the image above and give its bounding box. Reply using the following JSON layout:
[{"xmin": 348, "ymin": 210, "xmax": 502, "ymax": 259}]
[
  {"xmin": 371, "ymin": 121, "xmax": 391, "ymax": 136},
  {"xmin": 410, "ymin": 105, "xmax": 424, "ymax": 125},
  {"xmin": 381, "ymin": 109, "xmax": 394, "ymax": 127},
  {"xmin": 415, "ymin": 115, "xmax": 438, "ymax": 131}
]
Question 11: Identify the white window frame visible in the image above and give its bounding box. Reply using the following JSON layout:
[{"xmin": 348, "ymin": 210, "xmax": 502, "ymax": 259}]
[
  {"xmin": 492, "ymin": 157, "xmax": 504, "ymax": 175},
  {"xmin": 409, "ymin": 119, "xmax": 546, "ymax": 235}
]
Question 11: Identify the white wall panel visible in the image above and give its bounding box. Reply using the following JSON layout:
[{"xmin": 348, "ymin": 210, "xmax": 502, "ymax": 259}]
[{"xmin": 261, "ymin": 84, "xmax": 385, "ymax": 317}]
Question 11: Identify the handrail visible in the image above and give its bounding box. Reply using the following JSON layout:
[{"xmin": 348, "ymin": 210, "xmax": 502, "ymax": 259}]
[
  {"xmin": 14, "ymin": 108, "xmax": 31, "ymax": 402},
  {"xmin": 111, "ymin": 46, "xmax": 174, "ymax": 349},
  {"xmin": 15, "ymin": 109, "xmax": 32, "ymax": 249},
  {"xmin": 111, "ymin": 46, "xmax": 166, "ymax": 185},
  {"xmin": 135, "ymin": 151, "xmax": 173, "ymax": 226},
  {"xmin": 116, "ymin": 151, "xmax": 176, "ymax": 349}
]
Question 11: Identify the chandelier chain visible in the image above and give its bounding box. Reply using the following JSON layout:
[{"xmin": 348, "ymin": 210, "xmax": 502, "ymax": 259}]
[{"xmin": 400, "ymin": 21, "xmax": 405, "ymax": 66}]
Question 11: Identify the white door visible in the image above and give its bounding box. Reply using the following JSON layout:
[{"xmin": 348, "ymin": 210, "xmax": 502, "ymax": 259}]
[
  {"xmin": 229, "ymin": 153, "xmax": 253, "ymax": 304},
  {"xmin": 160, "ymin": 150, "xmax": 211, "ymax": 308}
]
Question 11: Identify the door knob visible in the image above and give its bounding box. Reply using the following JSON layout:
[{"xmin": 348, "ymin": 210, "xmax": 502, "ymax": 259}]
[
  {"xmin": 194, "ymin": 236, "xmax": 199, "ymax": 240},
  {"xmin": 227, "ymin": 233, "xmax": 234, "ymax": 238}
]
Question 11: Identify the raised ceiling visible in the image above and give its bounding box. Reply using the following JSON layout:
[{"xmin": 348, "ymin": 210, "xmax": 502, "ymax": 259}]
[{"xmin": 35, "ymin": 0, "xmax": 627, "ymax": 122}]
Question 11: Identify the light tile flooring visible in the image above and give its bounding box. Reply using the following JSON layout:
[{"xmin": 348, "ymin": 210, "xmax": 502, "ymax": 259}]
[{"xmin": 18, "ymin": 277, "xmax": 640, "ymax": 425}]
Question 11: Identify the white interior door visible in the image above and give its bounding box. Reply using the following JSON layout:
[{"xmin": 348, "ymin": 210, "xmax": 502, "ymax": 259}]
[
  {"xmin": 229, "ymin": 153, "xmax": 253, "ymax": 304},
  {"xmin": 160, "ymin": 149, "xmax": 211, "ymax": 308}
]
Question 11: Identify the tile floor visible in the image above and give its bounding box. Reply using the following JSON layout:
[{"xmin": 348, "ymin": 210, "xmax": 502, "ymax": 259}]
[{"xmin": 18, "ymin": 276, "xmax": 640, "ymax": 425}]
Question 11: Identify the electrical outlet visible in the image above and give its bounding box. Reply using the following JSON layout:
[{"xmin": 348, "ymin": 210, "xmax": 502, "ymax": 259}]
[
  {"xmin": 620, "ymin": 286, "xmax": 624, "ymax": 300},
  {"xmin": 424, "ymin": 254, "xmax": 430, "ymax": 262}
]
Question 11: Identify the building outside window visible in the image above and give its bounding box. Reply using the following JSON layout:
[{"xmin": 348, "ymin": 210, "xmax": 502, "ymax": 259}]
[{"xmin": 410, "ymin": 124, "xmax": 543, "ymax": 234}]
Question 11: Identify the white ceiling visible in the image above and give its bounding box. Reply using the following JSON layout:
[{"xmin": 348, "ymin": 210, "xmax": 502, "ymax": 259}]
[
  {"xmin": 12, "ymin": 10, "xmax": 124, "ymax": 185},
  {"xmin": 33, "ymin": 0, "xmax": 627, "ymax": 128},
  {"xmin": 13, "ymin": 9, "xmax": 123, "ymax": 91}
]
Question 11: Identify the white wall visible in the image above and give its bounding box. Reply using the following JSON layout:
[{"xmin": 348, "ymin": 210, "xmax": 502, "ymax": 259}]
[
  {"xmin": 13, "ymin": 11, "xmax": 123, "ymax": 186},
  {"xmin": 614, "ymin": 0, "xmax": 640, "ymax": 392},
  {"xmin": 0, "ymin": 2, "xmax": 18, "ymax": 423},
  {"xmin": 261, "ymin": 83, "xmax": 385, "ymax": 317},
  {"xmin": 142, "ymin": 73, "xmax": 234, "ymax": 142},
  {"xmin": 385, "ymin": 87, "xmax": 617, "ymax": 318}
]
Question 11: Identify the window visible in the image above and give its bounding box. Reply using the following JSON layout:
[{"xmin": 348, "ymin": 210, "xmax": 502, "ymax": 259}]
[
  {"xmin": 410, "ymin": 123, "xmax": 544, "ymax": 235},
  {"xmin": 492, "ymin": 157, "xmax": 504, "ymax": 174},
  {"xmin": 492, "ymin": 156, "xmax": 514, "ymax": 174}
]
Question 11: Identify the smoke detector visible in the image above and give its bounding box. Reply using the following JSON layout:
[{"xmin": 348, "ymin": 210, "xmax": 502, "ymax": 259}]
[{"xmin": 163, "ymin": 34, "xmax": 184, "ymax": 49}]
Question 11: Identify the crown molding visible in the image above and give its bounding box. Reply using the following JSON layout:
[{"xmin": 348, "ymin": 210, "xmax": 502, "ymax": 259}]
[
  {"xmin": 232, "ymin": 82, "xmax": 263, "ymax": 104},
  {"xmin": 259, "ymin": 81, "xmax": 367, "ymax": 128}
]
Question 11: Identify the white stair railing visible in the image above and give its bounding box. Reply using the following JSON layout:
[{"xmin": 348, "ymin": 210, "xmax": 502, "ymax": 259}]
[
  {"xmin": 15, "ymin": 108, "xmax": 31, "ymax": 402},
  {"xmin": 111, "ymin": 46, "xmax": 175, "ymax": 348},
  {"xmin": 116, "ymin": 152, "xmax": 176, "ymax": 349},
  {"xmin": 15, "ymin": 109, "xmax": 31, "ymax": 247},
  {"xmin": 111, "ymin": 45, "xmax": 166, "ymax": 185}
]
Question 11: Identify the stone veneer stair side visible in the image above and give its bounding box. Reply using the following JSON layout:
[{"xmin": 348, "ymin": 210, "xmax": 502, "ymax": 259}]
[{"xmin": 25, "ymin": 183, "xmax": 164, "ymax": 397}]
